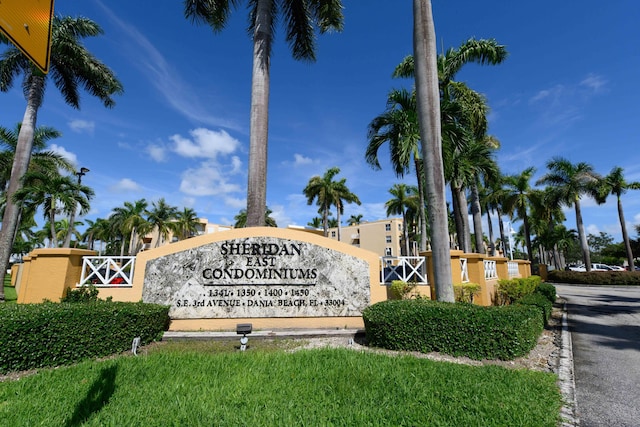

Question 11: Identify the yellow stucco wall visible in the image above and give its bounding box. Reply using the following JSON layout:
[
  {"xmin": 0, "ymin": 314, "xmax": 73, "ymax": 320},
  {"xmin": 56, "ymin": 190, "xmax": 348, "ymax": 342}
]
[{"xmin": 17, "ymin": 248, "xmax": 98, "ymax": 304}]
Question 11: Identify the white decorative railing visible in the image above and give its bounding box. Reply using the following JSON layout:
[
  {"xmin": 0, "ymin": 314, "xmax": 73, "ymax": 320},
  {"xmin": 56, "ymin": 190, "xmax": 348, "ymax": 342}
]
[
  {"xmin": 484, "ymin": 260, "xmax": 498, "ymax": 280},
  {"xmin": 460, "ymin": 258, "xmax": 469, "ymax": 283},
  {"xmin": 78, "ymin": 256, "xmax": 136, "ymax": 287},
  {"xmin": 508, "ymin": 261, "xmax": 519, "ymax": 277},
  {"xmin": 380, "ymin": 256, "xmax": 428, "ymax": 285}
]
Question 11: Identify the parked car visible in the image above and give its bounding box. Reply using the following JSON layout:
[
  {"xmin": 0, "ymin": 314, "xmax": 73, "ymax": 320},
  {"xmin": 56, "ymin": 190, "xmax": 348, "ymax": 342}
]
[
  {"xmin": 609, "ymin": 265, "xmax": 626, "ymax": 271},
  {"xmin": 568, "ymin": 263, "xmax": 615, "ymax": 272},
  {"xmin": 90, "ymin": 268, "xmax": 127, "ymax": 285}
]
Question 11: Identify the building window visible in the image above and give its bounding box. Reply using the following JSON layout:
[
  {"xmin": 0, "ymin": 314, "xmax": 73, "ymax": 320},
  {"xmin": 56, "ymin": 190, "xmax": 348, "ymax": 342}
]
[
  {"xmin": 385, "ymin": 235, "xmax": 392, "ymax": 243},
  {"xmin": 385, "ymin": 247, "xmax": 393, "ymax": 256},
  {"xmin": 385, "ymin": 224, "xmax": 391, "ymax": 231},
  {"xmin": 398, "ymin": 223, "xmax": 402, "ymax": 231},
  {"xmin": 331, "ymin": 231, "xmax": 336, "ymax": 238}
]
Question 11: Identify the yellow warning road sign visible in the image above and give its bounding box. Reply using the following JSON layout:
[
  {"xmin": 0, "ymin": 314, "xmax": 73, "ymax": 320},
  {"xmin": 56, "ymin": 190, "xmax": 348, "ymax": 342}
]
[{"xmin": 0, "ymin": 0, "xmax": 55, "ymax": 74}]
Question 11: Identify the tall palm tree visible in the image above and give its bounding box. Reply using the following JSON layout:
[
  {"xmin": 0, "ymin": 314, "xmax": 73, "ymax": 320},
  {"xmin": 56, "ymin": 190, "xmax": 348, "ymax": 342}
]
[
  {"xmin": 502, "ymin": 167, "xmax": 536, "ymax": 261},
  {"xmin": 596, "ymin": 166, "xmax": 640, "ymax": 270},
  {"xmin": 385, "ymin": 183, "xmax": 418, "ymax": 256},
  {"xmin": 173, "ymin": 207, "xmax": 201, "ymax": 240},
  {"xmin": 367, "ymin": 88, "xmax": 428, "ymax": 251},
  {"xmin": 234, "ymin": 207, "xmax": 277, "ymax": 228},
  {"xmin": 412, "ymin": 0, "xmax": 453, "ymax": 301},
  {"xmin": 14, "ymin": 172, "xmax": 94, "ymax": 248},
  {"xmin": 303, "ymin": 167, "xmax": 360, "ymax": 240},
  {"xmin": 537, "ymin": 157, "xmax": 601, "ymax": 271},
  {"xmin": 111, "ymin": 199, "xmax": 151, "ymax": 255},
  {"xmin": 0, "ymin": 16, "xmax": 123, "ymax": 298},
  {"xmin": 184, "ymin": 0, "xmax": 343, "ymax": 227},
  {"xmin": 145, "ymin": 198, "xmax": 178, "ymax": 248},
  {"xmin": 0, "ymin": 123, "xmax": 73, "ymax": 192}
]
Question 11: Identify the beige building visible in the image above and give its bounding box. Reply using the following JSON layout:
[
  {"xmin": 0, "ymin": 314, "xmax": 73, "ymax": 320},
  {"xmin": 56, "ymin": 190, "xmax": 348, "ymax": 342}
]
[
  {"xmin": 141, "ymin": 218, "xmax": 234, "ymax": 251},
  {"xmin": 326, "ymin": 218, "xmax": 405, "ymax": 257}
]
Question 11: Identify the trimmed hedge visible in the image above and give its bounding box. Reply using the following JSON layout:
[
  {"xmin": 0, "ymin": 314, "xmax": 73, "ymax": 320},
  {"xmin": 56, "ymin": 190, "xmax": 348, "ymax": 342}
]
[
  {"xmin": 363, "ymin": 299, "xmax": 543, "ymax": 360},
  {"xmin": 496, "ymin": 276, "xmax": 542, "ymax": 305},
  {"xmin": 516, "ymin": 293, "xmax": 553, "ymax": 324},
  {"xmin": 548, "ymin": 270, "xmax": 640, "ymax": 285},
  {"xmin": 534, "ymin": 282, "xmax": 557, "ymax": 303},
  {"xmin": 0, "ymin": 302, "xmax": 170, "ymax": 374}
]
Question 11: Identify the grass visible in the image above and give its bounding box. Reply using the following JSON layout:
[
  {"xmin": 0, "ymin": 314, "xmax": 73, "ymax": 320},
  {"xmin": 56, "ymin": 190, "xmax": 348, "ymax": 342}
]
[
  {"xmin": 0, "ymin": 341, "xmax": 562, "ymax": 426},
  {"xmin": 3, "ymin": 274, "xmax": 16, "ymax": 303}
]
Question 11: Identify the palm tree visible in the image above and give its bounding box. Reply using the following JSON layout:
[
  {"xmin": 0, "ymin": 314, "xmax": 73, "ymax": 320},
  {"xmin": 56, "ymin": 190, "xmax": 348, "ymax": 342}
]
[
  {"xmin": 367, "ymin": 88, "xmax": 428, "ymax": 251},
  {"xmin": 234, "ymin": 207, "xmax": 277, "ymax": 228},
  {"xmin": 111, "ymin": 199, "xmax": 151, "ymax": 255},
  {"xmin": 14, "ymin": 172, "xmax": 94, "ymax": 248},
  {"xmin": 303, "ymin": 167, "xmax": 360, "ymax": 240},
  {"xmin": 347, "ymin": 214, "xmax": 363, "ymax": 226},
  {"xmin": 173, "ymin": 207, "xmax": 201, "ymax": 240},
  {"xmin": 537, "ymin": 157, "xmax": 601, "ymax": 271},
  {"xmin": 596, "ymin": 166, "xmax": 640, "ymax": 270},
  {"xmin": 411, "ymin": 0, "xmax": 453, "ymax": 301},
  {"xmin": 0, "ymin": 16, "xmax": 123, "ymax": 298},
  {"xmin": 502, "ymin": 167, "xmax": 536, "ymax": 261},
  {"xmin": 146, "ymin": 198, "xmax": 178, "ymax": 248},
  {"xmin": 385, "ymin": 184, "xmax": 418, "ymax": 256},
  {"xmin": 184, "ymin": 1, "xmax": 343, "ymax": 227},
  {"xmin": 307, "ymin": 216, "xmax": 323, "ymax": 229},
  {"xmin": 0, "ymin": 123, "xmax": 74, "ymax": 192}
]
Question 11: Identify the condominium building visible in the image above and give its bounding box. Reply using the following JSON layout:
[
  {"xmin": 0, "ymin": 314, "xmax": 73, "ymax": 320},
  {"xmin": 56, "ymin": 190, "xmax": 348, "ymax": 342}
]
[{"xmin": 326, "ymin": 218, "xmax": 405, "ymax": 258}]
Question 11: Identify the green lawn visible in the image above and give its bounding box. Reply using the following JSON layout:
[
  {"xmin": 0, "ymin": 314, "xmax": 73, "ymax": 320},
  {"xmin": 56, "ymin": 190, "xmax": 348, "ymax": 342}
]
[
  {"xmin": 3, "ymin": 274, "xmax": 16, "ymax": 302},
  {"xmin": 0, "ymin": 342, "xmax": 562, "ymax": 426}
]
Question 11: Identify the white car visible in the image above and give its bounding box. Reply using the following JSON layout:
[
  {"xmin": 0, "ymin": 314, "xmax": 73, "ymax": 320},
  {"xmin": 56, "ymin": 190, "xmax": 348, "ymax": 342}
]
[{"xmin": 568, "ymin": 263, "xmax": 614, "ymax": 272}]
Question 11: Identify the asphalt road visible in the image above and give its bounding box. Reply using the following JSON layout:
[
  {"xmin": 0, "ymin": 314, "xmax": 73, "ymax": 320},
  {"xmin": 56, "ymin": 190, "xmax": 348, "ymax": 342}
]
[{"xmin": 555, "ymin": 285, "xmax": 640, "ymax": 427}]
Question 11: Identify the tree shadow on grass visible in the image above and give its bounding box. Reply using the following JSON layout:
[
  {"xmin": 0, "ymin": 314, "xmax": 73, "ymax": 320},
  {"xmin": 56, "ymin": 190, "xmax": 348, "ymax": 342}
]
[{"xmin": 65, "ymin": 365, "xmax": 118, "ymax": 427}]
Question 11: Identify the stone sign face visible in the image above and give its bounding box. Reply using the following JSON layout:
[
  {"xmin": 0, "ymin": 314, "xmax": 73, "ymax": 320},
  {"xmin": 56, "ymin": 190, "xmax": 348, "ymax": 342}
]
[{"xmin": 141, "ymin": 236, "xmax": 371, "ymax": 319}]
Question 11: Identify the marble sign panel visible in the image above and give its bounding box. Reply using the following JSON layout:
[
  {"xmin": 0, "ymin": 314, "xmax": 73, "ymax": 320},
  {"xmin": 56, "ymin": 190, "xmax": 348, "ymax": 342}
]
[{"xmin": 141, "ymin": 236, "xmax": 371, "ymax": 319}]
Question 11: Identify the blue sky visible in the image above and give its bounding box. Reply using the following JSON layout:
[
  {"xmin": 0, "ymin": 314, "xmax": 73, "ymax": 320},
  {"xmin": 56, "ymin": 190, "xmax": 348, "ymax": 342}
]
[{"xmin": 2, "ymin": 0, "xmax": 639, "ymax": 242}]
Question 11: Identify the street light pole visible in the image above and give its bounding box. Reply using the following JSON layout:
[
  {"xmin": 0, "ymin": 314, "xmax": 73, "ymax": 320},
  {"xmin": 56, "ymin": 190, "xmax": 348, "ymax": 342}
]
[{"xmin": 64, "ymin": 167, "xmax": 89, "ymax": 248}]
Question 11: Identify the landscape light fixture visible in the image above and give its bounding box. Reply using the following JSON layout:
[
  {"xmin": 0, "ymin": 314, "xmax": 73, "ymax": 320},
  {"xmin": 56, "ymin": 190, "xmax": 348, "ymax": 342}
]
[
  {"xmin": 236, "ymin": 323, "xmax": 252, "ymax": 351},
  {"xmin": 76, "ymin": 167, "xmax": 90, "ymax": 183}
]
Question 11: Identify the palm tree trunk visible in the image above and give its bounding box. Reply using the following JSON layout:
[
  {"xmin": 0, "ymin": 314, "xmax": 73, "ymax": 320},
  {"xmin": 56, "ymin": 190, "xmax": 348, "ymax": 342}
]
[
  {"xmin": 246, "ymin": 0, "xmax": 273, "ymax": 227},
  {"xmin": 617, "ymin": 195, "xmax": 635, "ymax": 270},
  {"xmin": 413, "ymin": 0, "xmax": 453, "ymax": 302},
  {"xmin": 574, "ymin": 199, "xmax": 591, "ymax": 271},
  {"xmin": 497, "ymin": 209, "xmax": 506, "ymax": 256},
  {"xmin": 451, "ymin": 184, "xmax": 464, "ymax": 250},
  {"xmin": 414, "ymin": 158, "xmax": 428, "ymax": 251},
  {"xmin": 486, "ymin": 209, "xmax": 495, "ymax": 256},
  {"xmin": 49, "ymin": 208, "xmax": 58, "ymax": 247},
  {"xmin": 0, "ymin": 76, "xmax": 45, "ymax": 298},
  {"xmin": 470, "ymin": 181, "xmax": 485, "ymax": 254},
  {"xmin": 456, "ymin": 186, "xmax": 471, "ymax": 253},
  {"xmin": 522, "ymin": 212, "xmax": 533, "ymax": 262},
  {"xmin": 336, "ymin": 202, "xmax": 342, "ymax": 242}
]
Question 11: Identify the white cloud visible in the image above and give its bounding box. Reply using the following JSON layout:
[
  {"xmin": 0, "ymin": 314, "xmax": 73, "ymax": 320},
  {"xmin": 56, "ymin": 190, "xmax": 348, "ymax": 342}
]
[
  {"xmin": 109, "ymin": 178, "xmax": 142, "ymax": 193},
  {"xmin": 293, "ymin": 153, "xmax": 313, "ymax": 166},
  {"xmin": 49, "ymin": 144, "xmax": 77, "ymax": 167},
  {"xmin": 529, "ymin": 85, "xmax": 565, "ymax": 104},
  {"xmin": 179, "ymin": 162, "xmax": 242, "ymax": 196},
  {"xmin": 147, "ymin": 144, "xmax": 167, "ymax": 162},
  {"xmin": 224, "ymin": 196, "xmax": 246, "ymax": 209},
  {"xmin": 94, "ymin": 1, "xmax": 240, "ymax": 130},
  {"xmin": 586, "ymin": 224, "xmax": 600, "ymax": 236},
  {"xmin": 268, "ymin": 204, "xmax": 291, "ymax": 228},
  {"xmin": 171, "ymin": 128, "xmax": 240, "ymax": 159},
  {"xmin": 69, "ymin": 119, "xmax": 95, "ymax": 134},
  {"xmin": 580, "ymin": 73, "xmax": 607, "ymax": 92}
]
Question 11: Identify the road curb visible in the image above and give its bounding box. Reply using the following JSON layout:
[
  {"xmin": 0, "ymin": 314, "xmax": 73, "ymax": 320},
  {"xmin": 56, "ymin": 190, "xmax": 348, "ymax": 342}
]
[{"xmin": 559, "ymin": 303, "xmax": 580, "ymax": 426}]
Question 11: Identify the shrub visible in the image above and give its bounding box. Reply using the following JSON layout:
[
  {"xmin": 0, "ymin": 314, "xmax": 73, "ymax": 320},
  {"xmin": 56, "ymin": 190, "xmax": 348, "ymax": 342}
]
[
  {"xmin": 548, "ymin": 270, "xmax": 640, "ymax": 286},
  {"xmin": 0, "ymin": 301, "xmax": 170, "ymax": 374},
  {"xmin": 61, "ymin": 285, "xmax": 101, "ymax": 303},
  {"xmin": 534, "ymin": 282, "xmax": 556, "ymax": 303},
  {"xmin": 495, "ymin": 276, "xmax": 542, "ymax": 305},
  {"xmin": 516, "ymin": 293, "xmax": 553, "ymax": 324},
  {"xmin": 363, "ymin": 299, "xmax": 543, "ymax": 360},
  {"xmin": 389, "ymin": 280, "xmax": 416, "ymax": 300},
  {"xmin": 453, "ymin": 283, "xmax": 481, "ymax": 303}
]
